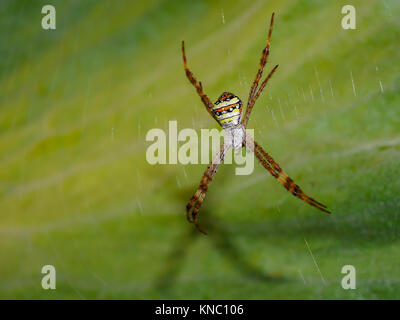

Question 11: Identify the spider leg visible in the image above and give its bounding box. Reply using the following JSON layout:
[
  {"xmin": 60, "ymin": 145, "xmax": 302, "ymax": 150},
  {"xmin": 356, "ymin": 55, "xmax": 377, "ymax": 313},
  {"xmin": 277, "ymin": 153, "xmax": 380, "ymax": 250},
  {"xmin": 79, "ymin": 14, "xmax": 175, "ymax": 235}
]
[
  {"xmin": 247, "ymin": 13, "xmax": 275, "ymax": 105},
  {"xmin": 242, "ymin": 64, "xmax": 279, "ymax": 128},
  {"xmin": 182, "ymin": 41, "xmax": 219, "ymax": 123},
  {"xmin": 246, "ymin": 134, "xmax": 330, "ymax": 213},
  {"xmin": 242, "ymin": 13, "xmax": 276, "ymax": 127},
  {"xmin": 186, "ymin": 143, "xmax": 230, "ymax": 234}
]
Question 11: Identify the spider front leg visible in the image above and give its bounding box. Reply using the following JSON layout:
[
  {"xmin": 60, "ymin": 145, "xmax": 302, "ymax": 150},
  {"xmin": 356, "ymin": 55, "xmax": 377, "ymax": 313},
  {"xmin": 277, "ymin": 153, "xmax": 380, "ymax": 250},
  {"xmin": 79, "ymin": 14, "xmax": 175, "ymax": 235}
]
[
  {"xmin": 247, "ymin": 12, "xmax": 275, "ymax": 107},
  {"xmin": 181, "ymin": 41, "xmax": 220, "ymax": 123},
  {"xmin": 186, "ymin": 144, "xmax": 230, "ymax": 234},
  {"xmin": 242, "ymin": 13, "xmax": 279, "ymax": 128},
  {"xmin": 242, "ymin": 64, "xmax": 279, "ymax": 128}
]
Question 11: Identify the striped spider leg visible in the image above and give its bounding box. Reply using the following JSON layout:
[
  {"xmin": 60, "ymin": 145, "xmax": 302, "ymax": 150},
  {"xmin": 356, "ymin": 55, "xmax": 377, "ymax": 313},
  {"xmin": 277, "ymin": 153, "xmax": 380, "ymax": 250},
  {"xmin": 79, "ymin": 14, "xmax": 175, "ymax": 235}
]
[
  {"xmin": 182, "ymin": 40, "xmax": 239, "ymax": 234},
  {"xmin": 181, "ymin": 41, "xmax": 220, "ymax": 123},
  {"xmin": 186, "ymin": 143, "xmax": 231, "ymax": 234},
  {"xmin": 242, "ymin": 12, "xmax": 278, "ymax": 128},
  {"xmin": 245, "ymin": 131, "xmax": 330, "ymax": 213},
  {"xmin": 240, "ymin": 13, "xmax": 329, "ymax": 214}
]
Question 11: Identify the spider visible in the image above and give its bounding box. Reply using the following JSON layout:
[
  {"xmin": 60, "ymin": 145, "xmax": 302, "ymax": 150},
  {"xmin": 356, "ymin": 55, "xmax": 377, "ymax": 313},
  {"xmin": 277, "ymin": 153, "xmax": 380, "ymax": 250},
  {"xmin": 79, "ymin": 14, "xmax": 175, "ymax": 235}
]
[{"xmin": 182, "ymin": 13, "xmax": 330, "ymax": 234}]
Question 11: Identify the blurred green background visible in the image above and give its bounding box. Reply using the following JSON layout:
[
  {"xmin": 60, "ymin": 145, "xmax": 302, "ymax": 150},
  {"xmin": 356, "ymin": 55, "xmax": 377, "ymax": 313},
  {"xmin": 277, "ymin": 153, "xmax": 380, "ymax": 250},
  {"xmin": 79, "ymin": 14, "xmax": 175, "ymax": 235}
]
[{"xmin": 1, "ymin": 0, "xmax": 400, "ymax": 299}]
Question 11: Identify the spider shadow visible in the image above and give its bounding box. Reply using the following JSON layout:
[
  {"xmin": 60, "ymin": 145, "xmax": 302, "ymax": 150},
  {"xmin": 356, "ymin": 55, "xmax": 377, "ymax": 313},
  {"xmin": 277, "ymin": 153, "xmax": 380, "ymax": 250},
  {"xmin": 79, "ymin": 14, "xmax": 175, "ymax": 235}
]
[{"xmin": 153, "ymin": 179, "xmax": 287, "ymax": 295}]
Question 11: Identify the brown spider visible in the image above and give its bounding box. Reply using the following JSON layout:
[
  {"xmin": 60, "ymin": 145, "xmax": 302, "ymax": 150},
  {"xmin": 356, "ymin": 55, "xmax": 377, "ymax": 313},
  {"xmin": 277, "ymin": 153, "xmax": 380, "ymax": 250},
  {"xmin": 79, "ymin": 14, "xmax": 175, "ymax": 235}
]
[{"xmin": 182, "ymin": 13, "xmax": 330, "ymax": 234}]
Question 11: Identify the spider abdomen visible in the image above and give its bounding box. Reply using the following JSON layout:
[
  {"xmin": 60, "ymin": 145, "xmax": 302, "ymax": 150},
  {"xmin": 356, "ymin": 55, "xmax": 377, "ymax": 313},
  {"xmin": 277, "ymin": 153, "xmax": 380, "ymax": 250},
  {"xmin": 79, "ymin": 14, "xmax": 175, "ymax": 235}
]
[{"xmin": 213, "ymin": 92, "xmax": 242, "ymax": 128}]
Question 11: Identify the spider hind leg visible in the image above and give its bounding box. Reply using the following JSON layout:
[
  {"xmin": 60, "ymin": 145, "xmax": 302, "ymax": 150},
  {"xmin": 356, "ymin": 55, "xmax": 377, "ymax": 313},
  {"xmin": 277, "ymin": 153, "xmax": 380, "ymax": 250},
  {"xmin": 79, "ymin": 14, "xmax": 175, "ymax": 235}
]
[
  {"xmin": 186, "ymin": 190, "xmax": 207, "ymax": 235},
  {"xmin": 185, "ymin": 144, "xmax": 229, "ymax": 235}
]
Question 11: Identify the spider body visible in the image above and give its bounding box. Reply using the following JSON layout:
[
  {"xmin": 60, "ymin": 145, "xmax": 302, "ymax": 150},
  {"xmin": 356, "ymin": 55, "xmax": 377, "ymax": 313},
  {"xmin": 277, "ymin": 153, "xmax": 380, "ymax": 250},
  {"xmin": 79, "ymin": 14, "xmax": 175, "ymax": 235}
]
[
  {"xmin": 213, "ymin": 92, "xmax": 243, "ymax": 128},
  {"xmin": 213, "ymin": 92, "xmax": 245, "ymax": 149},
  {"xmin": 182, "ymin": 13, "xmax": 330, "ymax": 234},
  {"xmin": 225, "ymin": 124, "xmax": 245, "ymax": 150}
]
